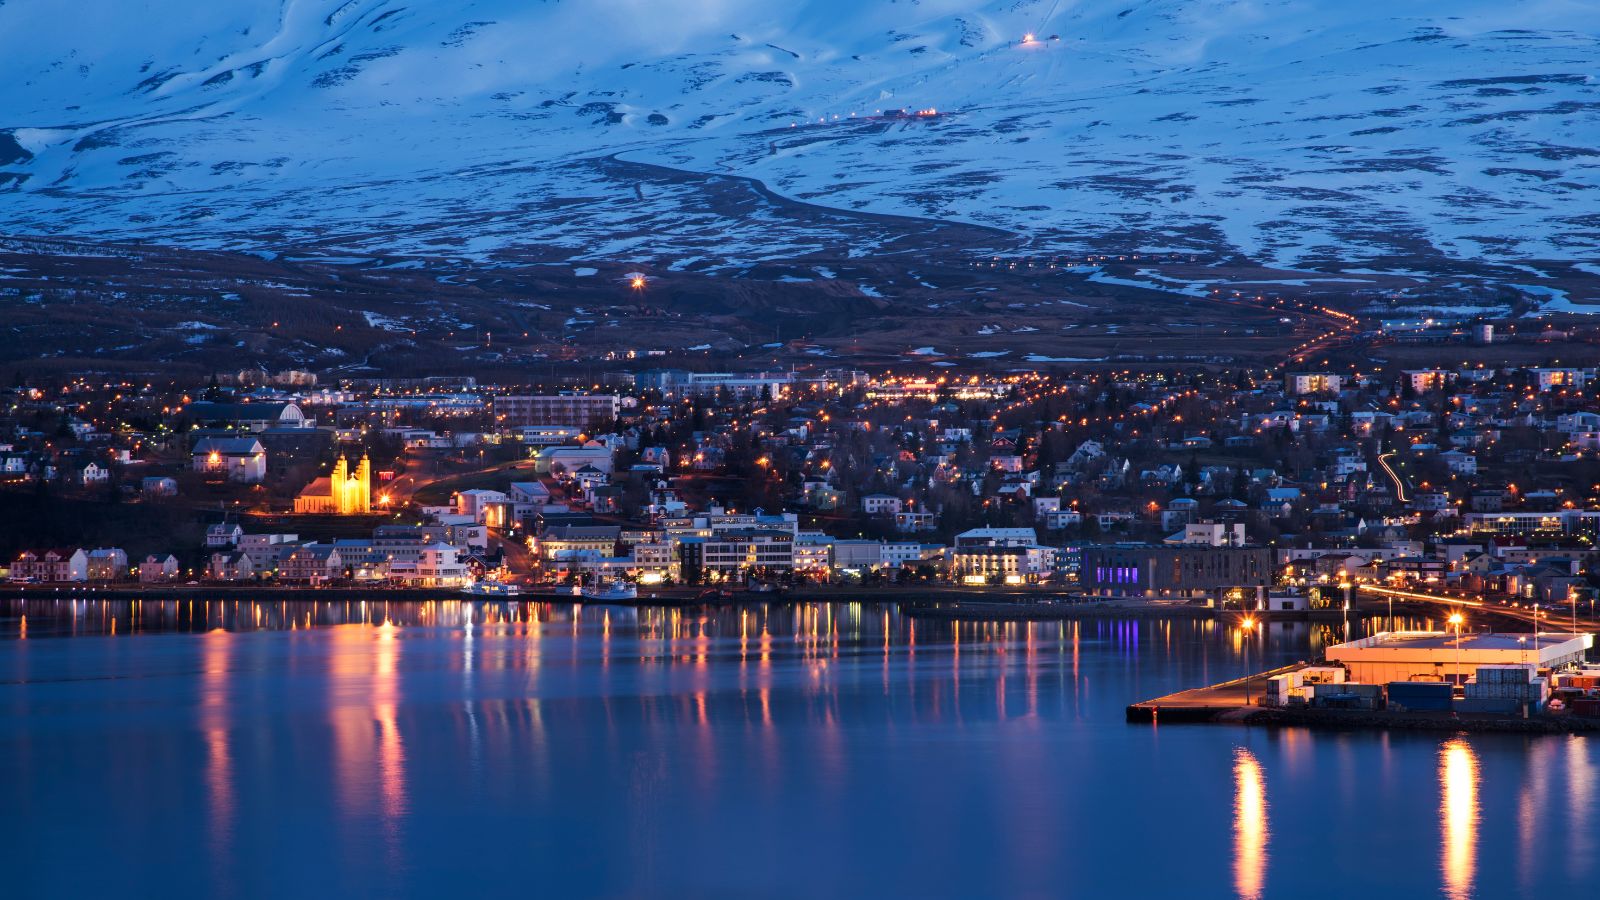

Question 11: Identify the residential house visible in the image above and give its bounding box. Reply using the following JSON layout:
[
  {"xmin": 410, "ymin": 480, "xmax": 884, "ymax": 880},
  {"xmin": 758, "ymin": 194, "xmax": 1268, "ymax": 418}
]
[
  {"xmin": 137, "ymin": 554, "xmax": 180, "ymax": 582},
  {"xmin": 11, "ymin": 549, "xmax": 87, "ymax": 582},
  {"xmin": 85, "ymin": 548, "xmax": 128, "ymax": 581},
  {"xmin": 280, "ymin": 544, "xmax": 342, "ymax": 584}
]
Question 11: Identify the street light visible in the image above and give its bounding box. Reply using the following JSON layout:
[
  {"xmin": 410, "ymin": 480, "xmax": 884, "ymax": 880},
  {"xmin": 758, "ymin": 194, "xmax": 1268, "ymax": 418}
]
[
  {"xmin": 1534, "ymin": 603, "xmax": 1540, "ymax": 660},
  {"xmin": 1242, "ymin": 617, "xmax": 1257, "ymax": 707},
  {"xmin": 1448, "ymin": 612, "xmax": 1464, "ymax": 687}
]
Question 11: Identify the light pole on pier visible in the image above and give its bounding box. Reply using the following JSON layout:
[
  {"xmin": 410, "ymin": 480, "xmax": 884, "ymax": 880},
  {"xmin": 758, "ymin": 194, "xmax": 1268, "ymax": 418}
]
[{"xmin": 1242, "ymin": 617, "xmax": 1257, "ymax": 707}]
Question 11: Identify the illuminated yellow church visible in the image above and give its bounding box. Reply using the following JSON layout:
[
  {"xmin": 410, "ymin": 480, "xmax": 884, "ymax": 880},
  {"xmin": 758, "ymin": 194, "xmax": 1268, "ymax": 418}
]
[{"xmin": 294, "ymin": 453, "xmax": 371, "ymax": 514}]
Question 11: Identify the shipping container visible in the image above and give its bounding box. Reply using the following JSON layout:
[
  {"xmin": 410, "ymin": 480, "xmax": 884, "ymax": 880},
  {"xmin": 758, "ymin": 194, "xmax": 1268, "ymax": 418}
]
[
  {"xmin": 1388, "ymin": 681, "xmax": 1453, "ymax": 712},
  {"xmin": 1301, "ymin": 666, "xmax": 1346, "ymax": 685},
  {"xmin": 1455, "ymin": 698, "xmax": 1522, "ymax": 715},
  {"xmin": 1476, "ymin": 664, "xmax": 1532, "ymax": 685},
  {"xmin": 1570, "ymin": 698, "xmax": 1600, "ymax": 718}
]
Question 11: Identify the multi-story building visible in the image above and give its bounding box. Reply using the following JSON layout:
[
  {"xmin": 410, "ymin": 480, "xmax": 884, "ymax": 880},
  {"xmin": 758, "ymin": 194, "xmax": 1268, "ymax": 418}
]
[
  {"xmin": 634, "ymin": 371, "xmax": 793, "ymax": 400},
  {"xmin": 1464, "ymin": 510, "xmax": 1600, "ymax": 536},
  {"xmin": 237, "ymin": 533, "xmax": 299, "ymax": 576},
  {"xmin": 861, "ymin": 494, "xmax": 904, "ymax": 516},
  {"xmin": 831, "ymin": 540, "xmax": 889, "ymax": 572},
  {"xmin": 1080, "ymin": 544, "xmax": 1273, "ymax": 599},
  {"xmin": 85, "ymin": 548, "xmax": 128, "ymax": 582},
  {"xmin": 385, "ymin": 543, "xmax": 470, "ymax": 587},
  {"xmin": 493, "ymin": 394, "xmax": 621, "ymax": 427},
  {"xmin": 678, "ymin": 530, "xmax": 794, "ymax": 581},
  {"xmin": 11, "ymin": 549, "xmax": 86, "ymax": 582},
  {"xmin": 1285, "ymin": 372, "xmax": 1343, "ymax": 395},
  {"xmin": 793, "ymin": 534, "xmax": 834, "ymax": 576},
  {"xmin": 1530, "ymin": 368, "xmax": 1589, "ymax": 392},
  {"xmin": 280, "ymin": 544, "xmax": 343, "ymax": 584},
  {"xmin": 539, "ymin": 525, "xmax": 621, "ymax": 571},
  {"xmin": 951, "ymin": 545, "xmax": 1053, "ymax": 583}
]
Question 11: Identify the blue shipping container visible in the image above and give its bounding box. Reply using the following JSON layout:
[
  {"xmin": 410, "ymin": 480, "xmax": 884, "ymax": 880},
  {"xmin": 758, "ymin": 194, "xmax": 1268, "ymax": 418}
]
[{"xmin": 1388, "ymin": 681, "xmax": 1453, "ymax": 711}]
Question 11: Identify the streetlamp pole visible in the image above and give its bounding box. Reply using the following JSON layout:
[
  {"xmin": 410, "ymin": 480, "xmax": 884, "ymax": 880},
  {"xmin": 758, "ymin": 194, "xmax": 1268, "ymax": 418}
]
[
  {"xmin": 1449, "ymin": 612, "xmax": 1464, "ymax": 687},
  {"xmin": 1242, "ymin": 617, "xmax": 1256, "ymax": 707}
]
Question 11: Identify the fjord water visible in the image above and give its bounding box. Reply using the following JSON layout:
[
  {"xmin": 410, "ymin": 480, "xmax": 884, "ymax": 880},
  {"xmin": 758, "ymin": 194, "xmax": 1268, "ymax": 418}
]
[{"xmin": 1, "ymin": 600, "xmax": 1594, "ymax": 899}]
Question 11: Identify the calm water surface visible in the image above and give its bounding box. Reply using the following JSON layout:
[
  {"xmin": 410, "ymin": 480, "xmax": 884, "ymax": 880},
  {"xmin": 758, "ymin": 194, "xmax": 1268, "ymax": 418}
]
[{"xmin": 0, "ymin": 598, "xmax": 1593, "ymax": 899}]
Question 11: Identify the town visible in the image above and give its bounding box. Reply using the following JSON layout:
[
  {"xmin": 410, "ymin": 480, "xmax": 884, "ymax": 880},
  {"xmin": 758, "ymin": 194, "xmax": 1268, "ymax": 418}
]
[{"xmin": 4, "ymin": 343, "xmax": 1599, "ymax": 622}]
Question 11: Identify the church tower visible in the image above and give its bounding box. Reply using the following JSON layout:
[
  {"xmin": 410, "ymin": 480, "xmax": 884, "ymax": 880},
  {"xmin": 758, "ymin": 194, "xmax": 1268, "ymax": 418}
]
[{"xmin": 353, "ymin": 453, "xmax": 372, "ymax": 514}]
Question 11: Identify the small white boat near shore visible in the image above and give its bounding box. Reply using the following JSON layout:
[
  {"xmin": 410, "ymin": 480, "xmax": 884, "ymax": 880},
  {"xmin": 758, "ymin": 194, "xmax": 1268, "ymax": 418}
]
[{"xmin": 579, "ymin": 577, "xmax": 638, "ymax": 602}]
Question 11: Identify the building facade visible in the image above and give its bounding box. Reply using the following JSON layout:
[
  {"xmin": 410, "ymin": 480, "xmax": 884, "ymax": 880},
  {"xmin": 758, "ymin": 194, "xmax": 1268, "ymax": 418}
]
[
  {"xmin": 494, "ymin": 394, "xmax": 621, "ymax": 427},
  {"xmin": 1081, "ymin": 544, "xmax": 1274, "ymax": 598}
]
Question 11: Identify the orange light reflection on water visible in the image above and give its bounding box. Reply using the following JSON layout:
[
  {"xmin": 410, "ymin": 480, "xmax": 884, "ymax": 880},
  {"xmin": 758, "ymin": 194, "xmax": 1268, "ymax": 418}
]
[
  {"xmin": 1440, "ymin": 739, "xmax": 1479, "ymax": 900},
  {"xmin": 1233, "ymin": 747, "xmax": 1268, "ymax": 900}
]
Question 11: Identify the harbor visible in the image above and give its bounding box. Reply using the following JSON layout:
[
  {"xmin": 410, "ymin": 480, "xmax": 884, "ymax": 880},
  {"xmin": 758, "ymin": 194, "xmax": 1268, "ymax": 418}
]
[{"xmin": 1129, "ymin": 628, "xmax": 1600, "ymax": 733}]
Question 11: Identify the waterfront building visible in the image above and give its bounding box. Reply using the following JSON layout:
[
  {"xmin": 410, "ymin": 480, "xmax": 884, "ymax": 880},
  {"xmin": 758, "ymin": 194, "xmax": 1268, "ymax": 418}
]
[
  {"xmin": 832, "ymin": 539, "xmax": 888, "ymax": 573},
  {"xmin": 793, "ymin": 533, "xmax": 834, "ymax": 576},
  {"xmin": 237, "ymin": 533, "xmax": 299, "ymax": 576},
  {"xmin": 954, "ymin": 527, "xmax": 1039, "ymax": 548},
  {"xmin": 137, "ymin": 554, "xmax": 179, "ymax": 582},
  {"xmin": 951, "ymin": 545, "xmax": 1053, "ymax": 584},
  {"xmin": 10, "ymin": 548, "xmax": 87, "ymax": 582},
  {"xmin": 207, "ymin": 551, "xmax": 256, "ymax": 581},
  {"xmin": 1080, "ymin": 544, "xmax": 1273, "ymax": 599},
  {"xmin": 1327, "ymin": 631, "xmax": 1593, "ymax": 684},
  {"xmin": 279, "ymin": 544, "xmax": 343, "ymax": 584},
  {"xmin": 678, "ymin": 529, "xmax": 794, "ymax": 582},
  {"xmin": 85, "ymin": 548, "xmax": 128, "ymax": 582},
  {"xmin": 539, "ymin": 525, "xmax": 622, "ymax": 569}
]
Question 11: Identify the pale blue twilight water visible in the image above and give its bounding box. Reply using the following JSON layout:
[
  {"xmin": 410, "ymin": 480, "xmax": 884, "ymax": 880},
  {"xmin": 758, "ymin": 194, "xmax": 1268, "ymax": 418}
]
[{"xmin": 0, "ymin": 598, "xmax": 1594, "ymax": 899}]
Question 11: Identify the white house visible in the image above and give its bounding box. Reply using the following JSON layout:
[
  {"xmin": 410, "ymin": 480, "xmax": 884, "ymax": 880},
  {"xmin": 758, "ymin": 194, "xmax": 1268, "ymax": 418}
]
[
  {"xmin": 861, "ymin": 494, "xmax": 903, "ymax": 516},
  {"xmin": 206, "ymin": 523, "xmax": 244, "ymax": 548},
  {"xmin": 192, "ymin": 437, "xmax": 267, "ymax": 483},
  {"xmin": 141, "ymin": 476, "xmax": 179, "ymax": 497}
]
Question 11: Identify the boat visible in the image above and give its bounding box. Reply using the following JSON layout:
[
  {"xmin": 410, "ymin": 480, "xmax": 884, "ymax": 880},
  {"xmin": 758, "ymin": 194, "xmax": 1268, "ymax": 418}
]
[
  {"xmin": 579, "ymin": 577, "xmax": 638, "ymax": 602},
  {"xmin": 461, "ymin": 581, "xmax": 521, "ymax": 597}
]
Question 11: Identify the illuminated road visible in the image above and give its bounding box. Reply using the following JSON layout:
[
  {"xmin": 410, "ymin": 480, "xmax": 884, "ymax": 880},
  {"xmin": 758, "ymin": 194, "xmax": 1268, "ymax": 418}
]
[
  {"xmin": 1359, "ymin": 584, "xmax": 1600, "ymax": 634},
  {"xmin": 1376, "ymin": 451, "xmax": 1410, "ymax": 503}
]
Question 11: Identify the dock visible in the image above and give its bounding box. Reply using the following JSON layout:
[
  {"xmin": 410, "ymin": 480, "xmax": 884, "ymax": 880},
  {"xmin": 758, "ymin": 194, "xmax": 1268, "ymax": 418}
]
[
  {"xmin": 1125, "ymin": 663, "xmax": 1304, "ymax": 722},
  {"xmin": 1127, "ymin": 661, "xmax": 1600, "ymax": 733},
  {"xmin": 901, "ymin": 597, "xmax": 1213, "ymax": 621}
]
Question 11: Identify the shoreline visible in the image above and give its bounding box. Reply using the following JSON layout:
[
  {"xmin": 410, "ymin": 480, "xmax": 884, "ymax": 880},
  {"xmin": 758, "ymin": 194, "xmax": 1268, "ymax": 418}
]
[
  {"xmin": 1126, "ymin": 703, "xmax": 1600, "ymax": 735},
  {"xmin": 0, "ymin": 584, "xmax": 1375, "ymax": 620}
]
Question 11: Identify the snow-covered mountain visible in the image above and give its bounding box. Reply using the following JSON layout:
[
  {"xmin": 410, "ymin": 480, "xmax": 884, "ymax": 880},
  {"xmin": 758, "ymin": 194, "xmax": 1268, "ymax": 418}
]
[{"xmin": 1, "ymin": 0, "xmax": 1596, "ymax": 274}]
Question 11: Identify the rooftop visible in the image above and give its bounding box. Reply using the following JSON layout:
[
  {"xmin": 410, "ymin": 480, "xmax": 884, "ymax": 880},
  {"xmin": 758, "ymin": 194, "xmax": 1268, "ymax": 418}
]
[{"xmin": 1329, "ymin": 630, "xmax": 1592, "ymax": 654}]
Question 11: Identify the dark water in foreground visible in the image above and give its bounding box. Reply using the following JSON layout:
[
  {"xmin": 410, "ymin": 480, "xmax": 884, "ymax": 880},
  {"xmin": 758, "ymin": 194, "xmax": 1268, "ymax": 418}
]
[{"xmin": 0, "ymin": 599, "xmax": 1592, "ymax": 899}]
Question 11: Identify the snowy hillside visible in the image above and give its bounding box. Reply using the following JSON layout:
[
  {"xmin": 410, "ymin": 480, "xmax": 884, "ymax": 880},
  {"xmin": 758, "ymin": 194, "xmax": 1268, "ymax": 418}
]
[{"xmin": 0, "ymin": 0, "xmax": 1596, "ymax": 274}]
